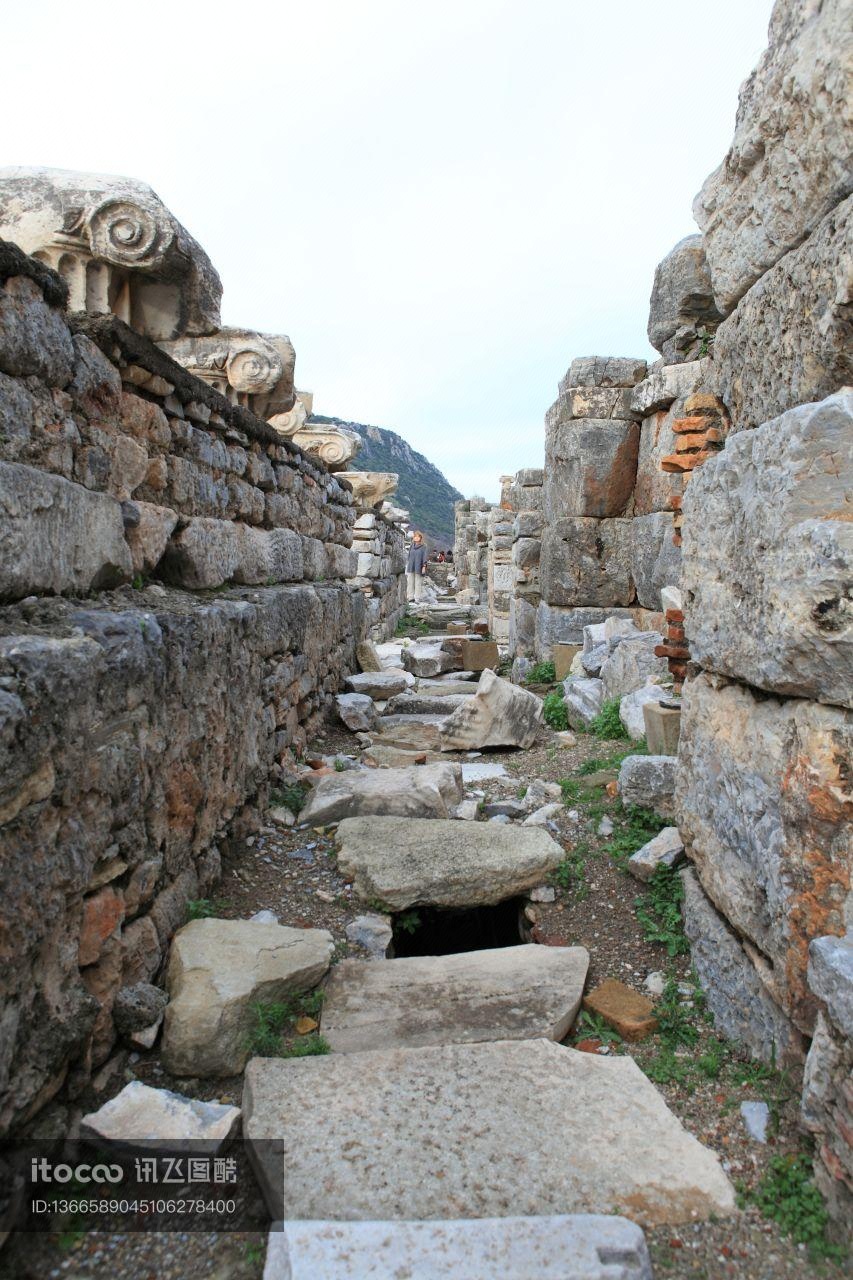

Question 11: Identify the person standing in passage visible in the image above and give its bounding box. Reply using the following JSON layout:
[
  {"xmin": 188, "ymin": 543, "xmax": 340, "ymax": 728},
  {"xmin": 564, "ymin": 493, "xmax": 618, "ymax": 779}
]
[{"xmin": 406, "ymin": 530, "xmax": 428, "ymax": 601}]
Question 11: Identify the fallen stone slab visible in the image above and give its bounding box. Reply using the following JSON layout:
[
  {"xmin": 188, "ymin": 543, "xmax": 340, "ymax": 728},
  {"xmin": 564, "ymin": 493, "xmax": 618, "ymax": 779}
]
[
  {"xmin": 243, "ymin": 1038, "xmax": 735, "ymax": 1225},
  {"xmin": 628, "ymin": 827, "xmax": 685, "ymax": 882},
  {"xmin": 460, "ymin": 762, "xmax": 508, "ymax": 783},
  {"xmin": 335, "ymin": 692, "xmax": 377, "ymax": 733},
  {"xmin": 361, "ymin": 744, "xmax": 439, "ymax": 768},
  {"xmin": 355, "ymin": 640, "xmax": 383, "ymax": 672},
  {"xmin": 618, "ymin": 754, "xmax": 676, "ymax": 817},
  {"xmin": 334, "ymin": 816, "xmax": 564, "ymax": 910},
  {"xmin": 161, "ymin": 919, "xmax": 333, "ymax": 1077},
  {"xmin": 80, "ymin": 1081, "xmax": 240, "ymax": 1154},
  {"xmin": 524, "ymin": 803, "xmax": 562, "ymax": 827},
  {"xmin": 416, "ymin": 679, "xmax": 478, "ymax": 696},
  {"xmin": 385, "ymin": 692, "xmax": 469, "ymax": 716},
  {"xmin": 562, "ymin": 677, "xmax": 604, "ymax": 730},
  {"xmin": 262, "ymin": 1214, "xmax": 653, "ymax": 1280},
  {"xmin": 619, "ymin": 683, "xmax": 670, "ymax": 740},
  {"xmin": 583, "ymin": 979, "xmax": 658, "ymax": 1042},
  {"xmin": 600, "ymin": 633, "xmax": 668, "ymax": 701},
  {"xmin": 344, "ymin": 914, "xmax": 393, "ymax": 960},
  {"xmin": 321, "ymin": 944, "xmax": 589, "ymax": 1053},
  {"xmin": 345, "ymin": 670, "xmax": 413, "ymax": 699},
  {"xmin": 300, "ymin": 763, "xmax": 463, "ymax": 825},
  {"xmin": 371, "ymin": 713, "xmax": 449, "ymax": 750},
  {"xmin": 439, "ymin": 670, "xmax": 543, "ymax": 751},
  {"xmin": 401, "ymin": 642, "xmax": 455, "ymax": 677},
  {"xmin": 643, "ymin": 700, "xmax": 681, "ymax": 755}
]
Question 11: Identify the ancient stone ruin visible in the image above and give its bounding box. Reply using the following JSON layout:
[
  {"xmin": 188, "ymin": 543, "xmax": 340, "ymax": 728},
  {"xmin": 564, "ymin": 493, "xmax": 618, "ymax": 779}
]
[{"xmin": 0, "ymin": 1, "xmax": 850, "ymax": 1275}]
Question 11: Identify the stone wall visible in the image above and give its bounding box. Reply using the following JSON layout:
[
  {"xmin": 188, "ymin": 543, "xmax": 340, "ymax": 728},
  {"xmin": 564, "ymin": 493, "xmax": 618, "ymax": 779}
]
[
  {"xmin": 348, "ymin": 509, "xmax": 407, "ymax": 639},
  {"xmin": 671, "ymin": 0, "xmax": 853, "ymax": 1236},
  {"xmin": 0, "ymin": 244, "xmax": 368, "ymax": 1131},
  {"xmin": 452, "ymin": 497, "xmax": 496, "ymax": 617}
]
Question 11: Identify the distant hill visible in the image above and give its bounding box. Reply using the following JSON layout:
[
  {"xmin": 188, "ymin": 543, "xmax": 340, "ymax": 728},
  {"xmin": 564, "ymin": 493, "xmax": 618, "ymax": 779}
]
[{"xmin": 309, "ymin": 415, "xmax": 463, "ymax": 547}]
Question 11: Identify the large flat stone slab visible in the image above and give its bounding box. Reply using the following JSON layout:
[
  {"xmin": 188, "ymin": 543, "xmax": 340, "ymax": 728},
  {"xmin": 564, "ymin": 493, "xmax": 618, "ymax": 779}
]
[
  {"xmin": 80, "ymin": 1081, "xmax": 240, "ymax": 1155},
  {"xmin": 320, "ymin": 944, "xmax": 589, "ymax": 1053},
  {"xmin": 334, "ymin": 817, "xmax": 564, "ymax": 910},
  {"xmin": 262, "ymin": 1214, "xmax": 653, "ymax": 1279},
  {"xmin": 244, "ymin": 1039, "xmax": 735, "ymax": 1226},
  {"xmin": 161, "ymin": 919, "xmax": 333, "ymax": 1077},
  {"xmin": 345, "ymin": 670, "xmax": 413, "ymax": 699},
  {"xmin": 439, "ymin": 670, "xmax": 543, "ymax": 751},
  {"xmin": 300, "ymin": 763, "xmax": 463, "ymax": 825}
]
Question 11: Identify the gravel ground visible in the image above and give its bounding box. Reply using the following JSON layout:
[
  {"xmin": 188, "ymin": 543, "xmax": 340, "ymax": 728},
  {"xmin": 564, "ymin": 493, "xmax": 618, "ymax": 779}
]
[{"xmin": 2, "ymin": 686, "xmax": 846, "ymax": 1279}]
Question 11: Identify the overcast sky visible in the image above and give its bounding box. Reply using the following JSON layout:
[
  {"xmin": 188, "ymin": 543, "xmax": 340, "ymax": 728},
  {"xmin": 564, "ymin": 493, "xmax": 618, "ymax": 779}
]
[{"xmin": 5, "ymin": 0, "xmax": 773, "ymax": 500}]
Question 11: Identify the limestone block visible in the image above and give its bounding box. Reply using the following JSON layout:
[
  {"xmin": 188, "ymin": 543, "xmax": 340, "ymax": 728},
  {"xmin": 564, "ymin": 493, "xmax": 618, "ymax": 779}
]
[
  {"xmin": 401, "ymin": 642, "xmax": 454, "ymax": 678},
  {"xmin": 634, "ymin": 405, "xmax": 685, "ymax": 515},
  {"xmin": 562, "ymin": 677, "xmax": 604, "ymax": 730},
  {"xmin": 326, "ymin": 543, "xmax": 358, "ymax": 579},
  {"xmin": 300, "ymin": 535, "xmax": 327, "ymax": 581},
  {"xmin": 553, "ymin": 644, "xmax": 581, "ymax": 681},
  {"xmin": 125, "ymin": 502, "xmax": 178, "ymax": 576},
  {"xmin": 808, "ymin": 935, "xmax": 853, "ymax": 1039},
  {"xmin": 335, "ymin": 815, "xmax": 563, "ymax": 910},
  {"xmin": 243, "ymin": 1038, "xmax": 735, "ymax": 1225},
  {"xmin": 345, "ymin": 669, "xmax": 412, "ymax": 699},
  {"xmin": 335, "ymin": 692, "xmax": 377, "ymax": 733},
  {"xmin": 631, "ymin": 512, "xmax": 681, "ymax": 611},
  {"xmin": 643, "ymin": 701, "xmax": 682, "ymax": 756},
  {"xmin": 439, "ymin": 670, "xmax": 543, "ymax": 751},
  {"xmin": 0, "ymin": 166, "xmax": 223, "ymax": 339},
  {"xmin": 535, "ymin": 603, "xmax": 635, "ymax": 658},
  {"xmin": 693, "ymin": 0, "xmax": 853, "ymax": 312},
  {"xmin": 262, "ymin": 1215, "xmax": 654, "ymax": 1280},
  {"xmin": 618, "ymin": 754, "xmax": 676, "ymax": 817},
  {"xmin": 514, "ymin": 510, "xmax": 543, "ymax": 537},
  {"xmin": 675, "ymin": 672, "xmax": 852, "ymax": 1030},
  {"xmin": 547, "ymin": 385, "xmax": 635, "ymax": 422},
  {"xmin": 162, "ymin": 919, "xmax": 333, "ymax": 1077},
  {"xmin": 630, "ymin": 360, "xmax": 706, "ymax": 418},
  {"xmin": 0, "ymin": 461, "xmax": 132, "ymax": 600},
  {"xmin": 355, "ymin": 640, "xmax": 382, "ymax": 672},
  {"xmin": 0, "ymin": 273, "xmax": 75, "ymax": 386},
  {"xmin": 544, "ymin": 420, "xmax": 639, "ymax": 519},
  {"xmin": 628, "ymin": 828, "xmax": 685, "ymax": 883},
  {"xmin": 565, "ymin": 357, "xmax": 647, "ymax": 388},
  {"xmin": 80, "ymin": 1081, "xmax": 240, "ymax": 1154},
  {"xmin": 619, "ymin": 684, "xmax": 670, "ymax": 741},
  {"xmin": 647, "ymin": 235, "xmax": 723, "ymax": 360},
  {"xmin": 711, "ymin": 196, "xmax": 853, "ymax": 429},
  {"xmin": 800, "ymin": 1010, "xmax": 853, "ymax": 1239},
  {"xmin": 600, "ymin": 633, "xmax": 668, "ymax": 700},
  {"xmin": 160, "ymin": 519, "xmax": 304, "ymax": 589},
  {"xmin": 459, "ymin": 639, "xmax": 499, "ymax": 671},
  {"xmin": 682, "ymin": 390, "xmax": 853, "ymax": 706},
  {"xmin": 321, "ymin": 944, "xmax": 589, "ymax": 1053},
  {"xmin": 540, "ymin": 518, "xmax": 634, "ymax": 608},
  {"xmin": 300, "ymin": 763, "xmax": 463, "ymax": 825}
]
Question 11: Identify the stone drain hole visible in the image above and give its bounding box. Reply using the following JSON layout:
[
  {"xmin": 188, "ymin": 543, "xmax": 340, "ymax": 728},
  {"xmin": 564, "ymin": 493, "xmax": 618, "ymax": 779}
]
[{"xmin": 391, "ymin": 898, "xmax": 525, "ymax": 957}]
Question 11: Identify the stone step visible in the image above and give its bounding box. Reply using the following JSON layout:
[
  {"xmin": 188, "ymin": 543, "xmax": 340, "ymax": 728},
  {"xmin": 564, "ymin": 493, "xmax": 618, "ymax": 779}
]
[
  {"xmin": 243, "ymin": 1039, "xmax": 736, "ymax": 1227},
  {"xmin": 262, "ymin": 1214, "xmax": 653, "ymax": 1279},
  {"xmin": 334, "ymin": 816, "xmax": 564, "ymax": 910},
  {"xmin": 370, "ymin": 713, "xmax": 449, "ymax": 750},
  {"xmin": 300, "ymin": 763, "xmax": 463, "ymax": 825},
  {"xmin": 320, "ymin": 944, "xmax": 589, "ymax": 1053}
]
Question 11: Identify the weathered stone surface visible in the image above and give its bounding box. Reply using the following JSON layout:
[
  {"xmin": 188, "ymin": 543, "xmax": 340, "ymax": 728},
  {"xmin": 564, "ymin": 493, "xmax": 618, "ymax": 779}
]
[
  {"xmin": 544, "ymin": 419, "xmax": 639, "ymax": 520},
  {"xmin": 334, "ymin": 816, "xmax": 564, "ymax": 910},
  {"xmin": 675, "ymin": 673, "xmax": 852, "ymax": 1030},
  {"xmin": 540, "ymin": 518, "xmax": 634, "ymax": 608},
  {"xmin": 535, "ymin": 603, "xmax": 634, "ymax": 656},
  {"xmin": 344, "ymin": 914, "xmax": 393, "ymax": 960},
  {"xmin": 618, "ymin": 754, "xmax": 676, "ymax": 816},
  {"xmin": 335, "ymin": 692, "xmax": 376, "ymax": 733},
  {"xmin": 562, "ymin": 677, "xmax": 604, "ymax": 730},
  {"xmin": 300, "ymin": 763, "xmax": 463, "ymax": 825},
  {"xmin": 693, "ymin": 0, "xmax": 853, "ymax": 312},
  {"xmin": 125, "ymin": 501, "xmax": 178, "ymax": 576},
  {"xmin": 345, "ymin": 670, "xmax": 412, "ymax": 699},
  {"xmin": 630, "ymin": 361, "xmax": 706, "ymax": 418},
  {"xmin": 439, "ymin": 670, "xmax": 543, "ymax": 751},
  {"xmin": 0, "ymin": 462, "xmax": 132, "ymax": 600},
  {"xmin": 401, "ymin": 642, "xmax": 454, "ymax": 677},
  {"xmin": 415, "ymin": 679, "xmax": 478, "ymax": 696},
  {"xmin": 643, "ymin": 701, "xmax": 682, "ymax": 756},
  {"xmin": 601, "ymin": 632, "xmax": 668, "ymax": 701},
  {"xmin": 385, "ymin": 692, "xmax": 469, "ymax": 716},
  {"xmin": 262, "ymin": 1215, "xmax": 654, "ymax": 1280},
  {"xmin": 80, "ymin": 1081, "xmax": 240, "ymax": 1153},
  {"xmin": 808, "ymin": 935, "xmax": 853, "ymax": 1039},
  {"xmin": 162, "ymin": 919, "xmax": 333, "ymax": 1076},
  {"xmin": 682, "ymin": 391, "xmax": 853, "ymax": 706},
  {"xmin": 629, "ymin": 828, "xmax": 685, "ymax": 882},
  {"xmin": 565, "ymin": 357, "xmax": 648, "ymax": 388},
  {"xmin": 0, "ymin": 167, "xmax": 223, "ymax": 339},
  {"xmin": 355, "ymin": 640, "xmax": 382, "ymax": 672},
  {"xmin": 243, "ymin": 1038, "xmax": 735, "ymax": 1225},
  {"xmin": 372, "ymin": 713, "xmax": 448, "ymax": 750},
  {"xmin": 113, "ymin": 982, "xmax": 168, "ymax": 1035},
  {"xmin": 630, "ymin": 513, "xmax": 681, "ymax": 611},
  {"xmin": 619, "ymin": 684, "xmax": 671, "ymax": 741},
  {"xmin": 0, "ymin": 273, "xmax": 75, "ymax": 386},
  {"xmin": 712, "ymin": 193, "xmax": 852, "ymax": 430},
  {"xmin": 321, "ymin": 944, "xmax": 589, "ymax": 1053},
  {"xmin": 681, "ymin": 869, "xmax": 805, "ymax": 1064},
  {"xmin": 647, "ymin": 236, "xmax": 723, "ymax": 360},
  {"xmin": 583, "ymin": 979, "xmax": 658, "ymax": 1041},
  {"xmin": 160, "ymin": 519, "xmax": 303, "ymax": 589},
  {"xmin": 547, "ymin": 385, "xmax": 635, "ymax": 424}
]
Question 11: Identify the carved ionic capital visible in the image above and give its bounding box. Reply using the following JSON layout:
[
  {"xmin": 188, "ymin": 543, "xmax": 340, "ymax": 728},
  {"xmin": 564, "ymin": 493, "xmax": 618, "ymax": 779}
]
[
  {"xmin": 291, "ymin": 425, "xmax": 361, "ymax": 471},
  {"xmin": 343, "ymin": 471, "xmax": 399, "ymax": 508}
]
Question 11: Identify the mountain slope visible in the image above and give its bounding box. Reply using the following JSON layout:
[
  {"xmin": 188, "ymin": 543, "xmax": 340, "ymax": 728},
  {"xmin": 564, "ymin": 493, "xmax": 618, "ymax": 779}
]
[{"xmin": 310, "ymin": 415, "xmax": 463, "ymax": 546}]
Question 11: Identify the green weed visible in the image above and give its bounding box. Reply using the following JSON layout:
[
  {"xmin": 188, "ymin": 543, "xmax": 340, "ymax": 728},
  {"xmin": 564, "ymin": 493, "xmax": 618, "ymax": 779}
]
[
  {"xmin": 270, "ymin": 782, "xmax": 308, "ymax": 815},
  {"xmin": 573, "ymin": 1010, "xmax": 622, "ymax": 1047},
  {"xmin": 746, "ymin": 1152, "xmax": 844, "ymax": 1262},
  {"xmin": 551, "ymin": 846, "xmax": 589, "ymax": 898},
  {"xmin": 395, "ymin": 909, "xmax": 421, "ymax": 935},
  {"xmin": 244, "ymin": 991, "xmax": 325, "ymax": 1057},
  {"xmin": 602, "ymin": 803, "xmax": 666, "ymax": 866},
  {"xmin": 588, "ymin": 698, "xmax": 629, "ymax": 740},
  {"xmin": 635, "ymin": 865, "xmax": 689, "ymax": 956},
  {"xmin": 542, "ymin": 689, "xmax": 569, "ymax": 730},
  {"xmin": 654, "ymin": 977, "xmax": 700, "ymax": 1049},
  {"xmin": 279, "ymin": 1034, "xmax": 330, "ymax": 1058},
  {"xmin": 524, "ymin": 660, "xmax": 556, "ymax": 685},
  {"xmin": 186, "ymin": 897, "xmax": 225, "ymax": 920}
]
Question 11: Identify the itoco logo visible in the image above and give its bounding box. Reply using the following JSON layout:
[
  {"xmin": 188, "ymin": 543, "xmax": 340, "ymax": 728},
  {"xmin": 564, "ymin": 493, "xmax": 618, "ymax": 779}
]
[{"xmin": 31, "ymin": 1158, "xmax": 123, "ymax": 1184}]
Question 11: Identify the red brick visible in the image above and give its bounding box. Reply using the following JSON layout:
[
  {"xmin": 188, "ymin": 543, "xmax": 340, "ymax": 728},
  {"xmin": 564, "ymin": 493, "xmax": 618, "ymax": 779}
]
[
  {"xmin": 672, "ymin": 415, "xmax": 709, "ymax": 433},
  {"xmin": 675, "ymin": 432, "xmax": 711, "ymax": 452},
  {"xmin": 665, "ymin": 608, "xmax": 684, "ymax": 623},
  {"xmin": 655, "ymin": 642, "xmax": 689, "ymax": 659},
  {"xmin": 583, "ymin": 979, "xmax": 658, "ymax": 1042}
]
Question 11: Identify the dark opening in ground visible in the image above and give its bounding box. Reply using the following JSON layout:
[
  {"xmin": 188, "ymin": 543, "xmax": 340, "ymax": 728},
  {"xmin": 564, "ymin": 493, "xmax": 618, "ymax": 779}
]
[{"xmin": 391, "ymin": 898, "xmax": 524, "ymax": 957}]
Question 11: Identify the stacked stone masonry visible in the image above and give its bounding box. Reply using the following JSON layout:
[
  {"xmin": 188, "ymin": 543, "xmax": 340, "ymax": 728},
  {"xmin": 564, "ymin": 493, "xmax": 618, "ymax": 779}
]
[{"xmin": 0, "ymin": 243, "xmax": 371, "ymax": 1130}]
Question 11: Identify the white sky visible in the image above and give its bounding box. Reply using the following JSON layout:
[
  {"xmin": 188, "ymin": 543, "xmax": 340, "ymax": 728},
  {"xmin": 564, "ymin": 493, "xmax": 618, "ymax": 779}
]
[{"xmin": 4, "ymin": 0, "xmax": 773, "ymax": 500}]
